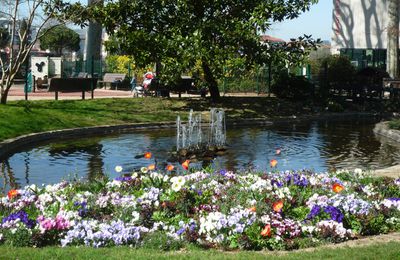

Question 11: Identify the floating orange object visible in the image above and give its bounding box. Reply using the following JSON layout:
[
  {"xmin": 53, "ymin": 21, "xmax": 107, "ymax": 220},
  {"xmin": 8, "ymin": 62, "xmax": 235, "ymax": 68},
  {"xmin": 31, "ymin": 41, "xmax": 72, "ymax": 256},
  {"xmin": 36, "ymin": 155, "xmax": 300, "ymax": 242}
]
[
  {"xmin": 249, "ymin": 206, "xmax": 257, "ymax": 212},
  {"xmin": 276, "ymin": 149, "xmax": 281, "ymax": 155},
  {"xmin": 332, "ymin": 183, "xmax": 344, "ymax": 193},
  {"xmin": 261, "ymin": 224, "xmax": 271, "ymax": 237},
  {"xmin": 7, "ymin": 189, "xmax": 18, "ymax": 200},
  {"xmin": 182, "ymin": 160, "xmax": 190, "ymax": 170},
  {"xmin": 273, "ymin": 200, "xmax": 284, "ymax": 213},
  {"xmin": 144, "ymin": 152, "xmax": 152, "ymax": 159},
  {"xmin": 147, "ymin": 164, "xmax": 156, "ymax": 170},
  {"xmin": 166, "ymin": 164, "xmax": 175, "ymax": 171},
  {"xmin": 270, "ymin": 159, "xmax": 278, "ymax": 168}
]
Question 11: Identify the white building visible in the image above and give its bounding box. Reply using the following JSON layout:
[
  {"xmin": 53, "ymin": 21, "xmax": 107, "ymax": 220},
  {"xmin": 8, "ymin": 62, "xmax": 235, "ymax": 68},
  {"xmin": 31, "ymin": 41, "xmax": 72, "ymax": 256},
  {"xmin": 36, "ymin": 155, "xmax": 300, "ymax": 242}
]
[{"xmin": 331, "ymin": 0, "xmax": 390, "ymax": 68}]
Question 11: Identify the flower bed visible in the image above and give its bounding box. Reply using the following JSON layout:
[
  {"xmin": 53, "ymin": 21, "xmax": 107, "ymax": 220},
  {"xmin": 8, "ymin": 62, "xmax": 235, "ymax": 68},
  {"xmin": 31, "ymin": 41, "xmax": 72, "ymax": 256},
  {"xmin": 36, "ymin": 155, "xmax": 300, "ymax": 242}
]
[{"xmin": 1, "ymin": 168, "xmax": 400, "ymax": 250}]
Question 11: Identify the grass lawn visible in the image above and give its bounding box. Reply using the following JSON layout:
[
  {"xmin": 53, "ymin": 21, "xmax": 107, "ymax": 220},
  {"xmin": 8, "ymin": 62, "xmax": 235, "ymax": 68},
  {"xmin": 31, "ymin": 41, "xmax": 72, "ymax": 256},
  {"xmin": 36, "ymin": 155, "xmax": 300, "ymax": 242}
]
[
  {"xmin": 1, "ymin": 241, "xmax": 400, "ymax": 260},
  {"xmin": 0, "ymin": 97, "xmax": 313, "ymax": 142}
]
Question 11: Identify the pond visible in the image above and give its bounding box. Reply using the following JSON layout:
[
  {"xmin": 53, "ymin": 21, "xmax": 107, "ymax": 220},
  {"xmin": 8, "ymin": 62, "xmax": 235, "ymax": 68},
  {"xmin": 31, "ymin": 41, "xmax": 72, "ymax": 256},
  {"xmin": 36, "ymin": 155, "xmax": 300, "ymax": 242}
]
[{"xmin": 1, "ymin": 117, "xmax": 400, "ymax": 191}]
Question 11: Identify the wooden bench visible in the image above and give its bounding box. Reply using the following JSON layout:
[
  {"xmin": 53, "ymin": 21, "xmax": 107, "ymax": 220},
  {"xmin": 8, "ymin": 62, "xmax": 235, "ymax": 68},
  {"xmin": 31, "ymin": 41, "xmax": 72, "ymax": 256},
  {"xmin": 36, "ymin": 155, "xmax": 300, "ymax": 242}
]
[
  {"xmin": 99, "ymin": 73, "xmax": 126, "ymax": 89},
  {"xmin": 48, "ymin": 78, "xmax": 98, "ymax": 100}
]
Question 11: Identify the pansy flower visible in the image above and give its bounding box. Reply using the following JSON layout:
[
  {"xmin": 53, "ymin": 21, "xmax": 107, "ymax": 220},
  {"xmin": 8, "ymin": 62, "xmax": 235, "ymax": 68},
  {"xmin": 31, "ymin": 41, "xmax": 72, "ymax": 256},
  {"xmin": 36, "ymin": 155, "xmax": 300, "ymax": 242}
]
[
  {"xmin": 182, "ymin": 160, "xmax": 190, "ymax": 170},
  {"xmin": 273, "ymin": 200, "xmax": 284, "ymax": 213},
  {"xmin": 332, "ymin": 183, "xmax": 344, "ymax": 193},
  {"xmin": 270, "ymin": 159, "xmax": 278, "ymax": 168},
  {"xmin": 144, "ymin": 152, "xmax": 152, "ymax": 159},
  {"xmin": 261, "ymin": 224, "xmax": 271, "ymax": 237},
  {"xmin": 166, "ymin": 164, "xmax": 174, "ymax": 171},
  {"xmin": 7, "ymin": 189, "xmax": 18, "ymax": 200}
]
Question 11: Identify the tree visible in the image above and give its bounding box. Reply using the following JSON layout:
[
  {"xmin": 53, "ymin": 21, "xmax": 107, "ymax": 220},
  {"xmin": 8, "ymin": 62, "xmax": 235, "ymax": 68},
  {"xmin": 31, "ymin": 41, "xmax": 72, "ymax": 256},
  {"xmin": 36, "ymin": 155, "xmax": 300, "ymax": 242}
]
[
  {"xmin": 387, "ymin": 0, "xmax": 399, "ymax": 78},
  {"xmin": 39, "ymin": 25, "xmax": 80, "ymax": 55},
  {"xmin": 0, "ymin": 0, "xmax": 86, "ymax": 104},
  {"xmin": 94, "ymin": 0, "xmax": 320, "ymax": 101},
  {"xmin": 85, "ymin": 0, "xmax": 103, "ymax": 73}
]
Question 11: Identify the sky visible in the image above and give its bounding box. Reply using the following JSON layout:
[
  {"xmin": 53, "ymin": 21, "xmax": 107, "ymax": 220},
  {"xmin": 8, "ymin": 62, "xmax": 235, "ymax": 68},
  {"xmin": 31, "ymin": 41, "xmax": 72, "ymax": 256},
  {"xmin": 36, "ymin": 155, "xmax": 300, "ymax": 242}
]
[{"xmin": 270, "ymin": 1, "xmax": 333, "ymax": 42}]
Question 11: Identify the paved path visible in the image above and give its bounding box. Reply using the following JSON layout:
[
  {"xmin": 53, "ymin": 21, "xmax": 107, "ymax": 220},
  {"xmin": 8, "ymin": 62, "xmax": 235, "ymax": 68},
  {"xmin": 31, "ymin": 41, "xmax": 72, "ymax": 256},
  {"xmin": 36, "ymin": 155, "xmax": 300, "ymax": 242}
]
[
  {"xmin": 6, "ymin": 84, "xmax": 267, "ymax": 101},
  {"xmin": 7, "ymin": 85, "xmax": 133, "ymax": 101}
]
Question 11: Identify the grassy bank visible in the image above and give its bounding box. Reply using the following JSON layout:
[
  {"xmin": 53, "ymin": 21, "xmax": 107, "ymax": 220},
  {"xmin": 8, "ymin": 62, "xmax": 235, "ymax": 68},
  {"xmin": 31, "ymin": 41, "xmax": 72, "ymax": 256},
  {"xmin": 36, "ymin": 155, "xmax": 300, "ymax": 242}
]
[
  {"xmin": 1, "ymin": 241, "xmax": 400, "ymax": 260},
  {"xmin": 0, "ymin": 97, "xmax": 315, "ymax": 142}
]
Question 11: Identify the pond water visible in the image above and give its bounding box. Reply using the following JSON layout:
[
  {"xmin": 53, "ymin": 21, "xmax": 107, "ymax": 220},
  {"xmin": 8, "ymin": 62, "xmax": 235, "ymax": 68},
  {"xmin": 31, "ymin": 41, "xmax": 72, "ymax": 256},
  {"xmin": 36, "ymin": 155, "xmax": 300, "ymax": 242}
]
[{"xmin": 1, "ymin": 117, "xmax": 400, "ymax": 191}]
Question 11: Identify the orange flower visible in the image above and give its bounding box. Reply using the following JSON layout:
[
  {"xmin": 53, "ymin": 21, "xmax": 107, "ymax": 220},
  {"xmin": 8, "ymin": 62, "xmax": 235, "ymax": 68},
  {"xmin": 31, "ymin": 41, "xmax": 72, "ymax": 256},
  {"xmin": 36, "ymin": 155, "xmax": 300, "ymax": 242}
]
[
  {"xmin": 7, "ymin": 189, "xmax": 18, "ymax": 200},
  {"xmin": 182, "ymin": 160, "xmax": 190, "ymax": 170},
  {"xmin": 273, "ymin": 200, "xmax": 284, "ymax": 212},
  {"xmin": 144, "ymin": 152, "xmax": 152, "ymax": 159},
  {"xmin": 166, "ymin": 164, "xmax": 175, "ymax": 171},
  {"xmin": 249, "ymin": 206, "xmax": 256, "ymax": 212},
  {"xmin": 276, "ymin": 149, "xmax": 281, "ymax": 155},
  {"xmin": 270, "ymin": 159, "xmax": 278, "ymax": 168},
  {"xmin": 332, "ymin": 183, "xmax": 344, "ymax": 193},
  {"xmin": 261, "ymin": 224, "xmax": 271, "ymax": 237},
  {"xmin": 147, "ymin": 164, "xmax": 156, "ymax": 171}
]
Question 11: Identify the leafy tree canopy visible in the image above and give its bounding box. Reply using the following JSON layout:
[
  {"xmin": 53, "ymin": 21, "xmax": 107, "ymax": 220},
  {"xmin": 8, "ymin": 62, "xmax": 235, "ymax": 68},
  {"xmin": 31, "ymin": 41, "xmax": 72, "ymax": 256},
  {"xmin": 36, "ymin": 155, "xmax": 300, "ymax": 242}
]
[
  {"xmin": 92, "ymin": 0, "xmax": 320, "ymax": 100},
  {"xmin": 39, "ymin": 25, "xmax": 80, "ymax": 55}
]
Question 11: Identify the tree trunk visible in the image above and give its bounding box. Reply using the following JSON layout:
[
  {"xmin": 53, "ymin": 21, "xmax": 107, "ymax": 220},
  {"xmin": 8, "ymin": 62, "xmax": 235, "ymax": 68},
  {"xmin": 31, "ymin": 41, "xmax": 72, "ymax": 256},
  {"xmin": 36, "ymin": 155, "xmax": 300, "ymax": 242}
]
[
  {"xmin": 85, "ymin": 0, "xmax": 103, "ymax": 73},
  {"xmin": 201, "ymin": 60, "xmax": 220, "ymax": 101},
  {"xmin": 0, "ymin": 83, "xmax": 11, "ymax": 104},
  {"xmin": 387, "ymin": 0, "xmax": 399, "ymax": 78}
]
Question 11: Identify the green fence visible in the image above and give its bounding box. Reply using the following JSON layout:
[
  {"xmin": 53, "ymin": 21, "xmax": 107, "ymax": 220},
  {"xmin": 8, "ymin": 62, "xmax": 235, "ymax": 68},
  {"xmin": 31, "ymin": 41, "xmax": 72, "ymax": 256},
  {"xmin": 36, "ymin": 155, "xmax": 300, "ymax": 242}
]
[
  {"xmin": 220, "ymin": 65, "xmax": 312, "ymax": 95},
  {"xmin": 62, "ymin": 59, "xmax": 104, "ymax": 78}
]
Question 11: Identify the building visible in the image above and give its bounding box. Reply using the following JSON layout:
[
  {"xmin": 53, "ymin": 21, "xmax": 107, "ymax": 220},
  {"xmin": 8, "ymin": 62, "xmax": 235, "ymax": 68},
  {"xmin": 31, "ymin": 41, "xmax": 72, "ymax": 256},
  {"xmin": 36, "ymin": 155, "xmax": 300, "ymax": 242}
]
[{"xmin": 331, "ymin": 0, "xmax": 390, "ymax": 68}]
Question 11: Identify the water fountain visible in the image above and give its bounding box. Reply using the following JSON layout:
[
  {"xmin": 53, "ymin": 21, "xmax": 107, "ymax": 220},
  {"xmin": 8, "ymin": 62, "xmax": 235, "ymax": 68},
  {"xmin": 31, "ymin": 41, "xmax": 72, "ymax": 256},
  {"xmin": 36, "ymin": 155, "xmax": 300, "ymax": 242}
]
[{"xmin": 175, "ymin": 108, "xmax": 226, "ymax": 161}]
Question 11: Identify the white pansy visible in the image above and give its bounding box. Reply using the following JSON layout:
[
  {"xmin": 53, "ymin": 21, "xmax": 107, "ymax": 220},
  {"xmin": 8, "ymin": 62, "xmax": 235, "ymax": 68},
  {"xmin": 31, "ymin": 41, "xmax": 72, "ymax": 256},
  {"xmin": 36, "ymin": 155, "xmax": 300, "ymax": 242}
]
[
  {"xmin": 170, "ymin": 176, "xmax": 186, "ymax": 186},
  {"xmin": 171, "ymin": 182, "xmax": 182, "ymax": 192},
  {"xmin": 132, "ymin": 211, "xmax": 140, "ymax": 222}
]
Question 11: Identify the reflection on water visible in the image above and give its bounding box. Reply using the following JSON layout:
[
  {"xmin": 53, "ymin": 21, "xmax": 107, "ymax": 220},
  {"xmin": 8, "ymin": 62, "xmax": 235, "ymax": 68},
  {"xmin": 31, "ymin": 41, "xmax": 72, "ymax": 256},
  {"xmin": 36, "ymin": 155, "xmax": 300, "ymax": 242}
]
[{"xmin": 1, "ymin": 117, "xmax": 400, "ymax": 191}]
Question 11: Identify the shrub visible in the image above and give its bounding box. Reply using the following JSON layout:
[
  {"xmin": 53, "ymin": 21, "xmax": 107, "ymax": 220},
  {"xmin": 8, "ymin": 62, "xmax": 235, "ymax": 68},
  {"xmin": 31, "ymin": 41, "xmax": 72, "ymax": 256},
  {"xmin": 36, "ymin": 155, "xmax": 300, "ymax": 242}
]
[
  {"xmin": 271, "ymin": 71, "xmax": 314, "ymax": 100},
  {"xmin": 317, "ymin": 55, "xmax": 356, "ymax": 96}
]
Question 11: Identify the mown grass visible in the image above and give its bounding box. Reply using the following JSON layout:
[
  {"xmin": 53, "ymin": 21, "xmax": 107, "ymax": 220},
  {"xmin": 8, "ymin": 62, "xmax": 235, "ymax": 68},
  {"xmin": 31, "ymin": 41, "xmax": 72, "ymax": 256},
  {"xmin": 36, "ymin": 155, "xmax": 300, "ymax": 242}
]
[
  {"xmin": 0, "ymin": 97, "xmax": 312, "ymax": 142},
  {"xmin": 0, "ymin": 241, "xmax": 400, "ymax": 260}
]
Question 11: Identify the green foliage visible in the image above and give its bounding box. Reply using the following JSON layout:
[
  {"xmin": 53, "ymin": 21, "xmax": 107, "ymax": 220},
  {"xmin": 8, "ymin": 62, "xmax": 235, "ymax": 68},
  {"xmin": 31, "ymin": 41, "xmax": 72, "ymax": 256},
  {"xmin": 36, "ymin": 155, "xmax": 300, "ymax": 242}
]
[
  {"xmin": 321, "ymin": 55, "xmax": 356, "ymax": 90},
  {"xmin": 3, "ymin": 227, "xmax": 33, "ymax": 247},
  {"xmin": 141, "ymin": 232, "xmax": 184, "ymax": 251},
  {"xmin": 271, "ymin": 71, "xmax": 314, "ymax": 100},
  {"xmin": 95, "ymin": 0, "xmax": 320, "ymax": 99},
  {"xmin": 39, "ymin": 25, "xmax": 80, "ymax": 55},
  {"xmin": 389, "ymin": 119, "xmax": 400, "ymax": 130},
  {"xmin": 105, "ymin": 55, "xmax": 134, "ymax": 75},
  {"xmin": 363, "ymin": 214, "xmax": 390, "ymax": 235},
  {"xmin": 291, "ymin": 237, "xmax": 324, "ymax": 250},
  {"xmin": 327, "ymin": 100, "xmax": 344, "ymax": 112}
]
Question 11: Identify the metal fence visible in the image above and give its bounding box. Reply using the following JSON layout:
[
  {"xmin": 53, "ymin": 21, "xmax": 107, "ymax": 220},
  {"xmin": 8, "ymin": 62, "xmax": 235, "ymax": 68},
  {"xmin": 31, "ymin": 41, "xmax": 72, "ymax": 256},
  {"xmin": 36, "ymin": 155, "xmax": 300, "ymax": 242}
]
[
  {"xmin": 220, "ymin": 65, "xmax": 312, "ymax": 95},
  {"xmin": 62, "ymin": 59, "xmax": 104, "ymax": 78}
]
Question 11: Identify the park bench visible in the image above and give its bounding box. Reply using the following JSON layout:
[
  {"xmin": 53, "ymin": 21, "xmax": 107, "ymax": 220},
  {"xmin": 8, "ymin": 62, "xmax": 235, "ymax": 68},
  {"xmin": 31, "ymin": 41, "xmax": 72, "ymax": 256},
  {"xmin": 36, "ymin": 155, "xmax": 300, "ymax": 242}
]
[
  {"xmin": 98, "ymin": 73, "xmax": 126, "ymax": 90},
  {"xmin": 70, "ymin": 72, "xmax": 89, "ymax": 78},
  {"xmin": 47, "ymin": 78, "xmax": 98, "ymax": 100},
  {"xmin": 172, "ymin": 76, "xmax": 206, "ymax": 98}
]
